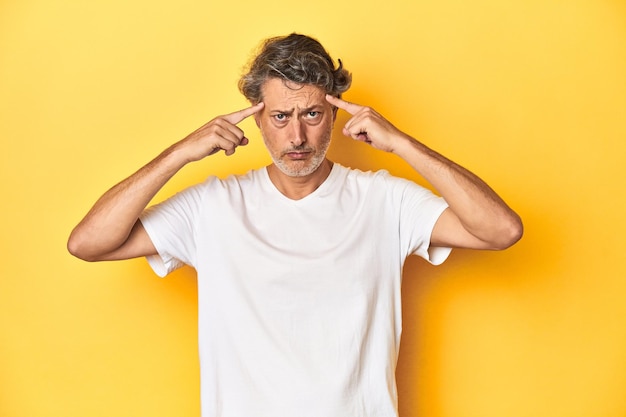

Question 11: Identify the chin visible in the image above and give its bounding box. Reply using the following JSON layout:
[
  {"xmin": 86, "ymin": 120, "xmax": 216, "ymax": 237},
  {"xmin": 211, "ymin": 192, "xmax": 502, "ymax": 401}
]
[{"xmin": 274, "ymin": 157, "xmax": 326, "ymax": 178}]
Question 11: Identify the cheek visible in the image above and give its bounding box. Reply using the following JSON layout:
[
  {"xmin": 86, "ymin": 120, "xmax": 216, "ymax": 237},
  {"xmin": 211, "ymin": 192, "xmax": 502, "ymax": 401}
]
[
  {"xmin": 263, "ymin": 124, "xmax": 282, "ymax": 141},
  {"xmin": 259, "ymin": 123, "xmax": 282, "ymax": 150},
  {"xmin": 309, "ymin": 120, "xmax": 333, "ymax": 140}
]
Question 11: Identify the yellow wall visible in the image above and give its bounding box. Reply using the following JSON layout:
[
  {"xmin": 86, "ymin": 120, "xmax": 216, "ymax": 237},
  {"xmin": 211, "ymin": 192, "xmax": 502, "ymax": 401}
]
[{"xmin": 1, "ymin": 0, "xmax": 625, "ymax": 416}]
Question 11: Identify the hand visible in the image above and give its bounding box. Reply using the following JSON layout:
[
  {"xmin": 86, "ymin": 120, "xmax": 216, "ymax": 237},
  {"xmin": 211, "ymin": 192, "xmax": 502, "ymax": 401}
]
[
  {"xmin": 177, "ymin": 102, "xmax": 264, "ymax": 162},
  {"xmin": 325, "ymin": 95, "xmax": 406, "ymax": 153}
]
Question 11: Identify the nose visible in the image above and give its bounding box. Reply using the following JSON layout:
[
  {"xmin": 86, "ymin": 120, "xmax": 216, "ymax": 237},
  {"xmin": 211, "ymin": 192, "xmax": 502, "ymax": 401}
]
[{"xmin": 290, "ymin": 118, "xmax": 306, "ymax": 146}]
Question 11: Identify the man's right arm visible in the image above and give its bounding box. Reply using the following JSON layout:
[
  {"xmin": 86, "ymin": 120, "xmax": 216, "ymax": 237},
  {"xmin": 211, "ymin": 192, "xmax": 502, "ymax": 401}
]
[{"xmin": 67, "ymin": 102, "xmax": 264, "ymax": 262}]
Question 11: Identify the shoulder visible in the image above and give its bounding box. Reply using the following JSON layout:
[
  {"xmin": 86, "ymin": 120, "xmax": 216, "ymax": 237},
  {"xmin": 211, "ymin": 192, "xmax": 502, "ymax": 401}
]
[
  {"xmin": 337, "ymin": 164, "xmax": 409, "ymax": 189},
  {"xmin": 327, "ymin": 165, "xmax": 417, "ymax": 205},
  {"xmin": 334, "ymin": 163, "xmax": 387, "ymax": 180},
  {"xmin": 148, "ymin": 168, "xmax": 264, "ymax": 210},
  {"xmin": 192, "ymin": 167, "xmax": 267, "ymax": 192},
  {"xmin": 336, "ymin": 164, "xmax": 442, "ymax": 204}
]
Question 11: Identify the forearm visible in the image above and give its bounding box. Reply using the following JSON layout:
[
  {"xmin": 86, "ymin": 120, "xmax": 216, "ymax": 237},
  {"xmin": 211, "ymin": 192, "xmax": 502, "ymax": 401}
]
[
  {"xmin": 325, "ymin": 95, "xmax": 522, "ymax": 249},
  {"xmin": 67, "ymin": 145, "xmax": 187, "ymax": 260},
  {"xmin": 394, "ymin": 135, "xmax": 523, "ymax": 249},
  {"xmin": 68, "ymin": 103, "xmax": 264, "ymax": 261}
]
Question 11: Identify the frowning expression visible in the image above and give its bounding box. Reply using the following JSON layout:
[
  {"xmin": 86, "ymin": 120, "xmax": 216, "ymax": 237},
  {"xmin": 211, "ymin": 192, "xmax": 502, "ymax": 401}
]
[{"xmin": 255, "ymin": 78, "xmax": 335, "ymax": 177}]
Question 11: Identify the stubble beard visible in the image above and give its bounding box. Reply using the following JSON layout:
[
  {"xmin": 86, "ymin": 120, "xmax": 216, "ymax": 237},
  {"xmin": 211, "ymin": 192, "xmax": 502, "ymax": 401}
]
[{"xmin": 267, "ymin": 132, "xmax": 331, "ymax": 178}]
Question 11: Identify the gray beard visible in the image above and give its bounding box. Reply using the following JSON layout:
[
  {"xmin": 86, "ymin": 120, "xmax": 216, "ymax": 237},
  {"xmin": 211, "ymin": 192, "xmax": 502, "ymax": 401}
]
[
  {"xmin": 265, "ymin": 133, "xmax": 331, "ymax": 178},
  {"xmin": 271, "ymin": 146, "xmax": 328, "ymax": 177}
]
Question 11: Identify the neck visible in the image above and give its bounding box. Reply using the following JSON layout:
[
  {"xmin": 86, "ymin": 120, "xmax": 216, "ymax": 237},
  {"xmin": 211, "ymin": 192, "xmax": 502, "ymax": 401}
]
[{"xmin": 267, "ymin": 159, "xmax": 334, "ymax": 200}]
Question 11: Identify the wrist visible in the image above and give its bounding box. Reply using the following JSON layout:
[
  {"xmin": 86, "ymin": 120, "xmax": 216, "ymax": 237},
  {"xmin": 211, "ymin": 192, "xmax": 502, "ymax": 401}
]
[
  {"xmin": 390, "ymin": 133, "xmax": 421, "ymax": 157},
  {"xmin": 157, "ymin": 143, "xmax": 193, "ymax": 174}
]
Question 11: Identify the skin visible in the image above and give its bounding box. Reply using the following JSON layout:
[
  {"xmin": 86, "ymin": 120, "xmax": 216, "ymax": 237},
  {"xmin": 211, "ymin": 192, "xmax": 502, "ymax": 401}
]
[
  {"xmin": 67, "ymin": 102, "xmax": 264, "ymax": 261},
  {"xmin": 325, "ymin": 94, "xmax": 523, "ymax": 250},
  {"xmin": 255, "ymin": 78, "xmax": 336, "ymax": 199},
  {"xmin": 67, "ymin": 79, "xmax": 522, "ymax": 262}
]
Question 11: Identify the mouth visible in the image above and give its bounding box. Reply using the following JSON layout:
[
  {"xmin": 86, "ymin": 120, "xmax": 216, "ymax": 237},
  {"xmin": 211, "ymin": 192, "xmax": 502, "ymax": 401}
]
[{"xmin": 283, "ymin": 149, "xmax": 313, "ymax": 160}]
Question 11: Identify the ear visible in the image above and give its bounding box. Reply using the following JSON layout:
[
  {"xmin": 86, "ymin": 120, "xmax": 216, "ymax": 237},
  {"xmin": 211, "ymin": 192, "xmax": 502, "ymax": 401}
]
[{"xmin": 254, "ymin": 112, "xmax": 261, "ymax": 128}]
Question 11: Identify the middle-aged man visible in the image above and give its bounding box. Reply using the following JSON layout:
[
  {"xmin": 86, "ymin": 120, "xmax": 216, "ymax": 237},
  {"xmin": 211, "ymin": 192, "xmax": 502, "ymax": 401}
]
[{"xmin": 68, "ymin": 33, "xmax": 523, "ymax": 417}]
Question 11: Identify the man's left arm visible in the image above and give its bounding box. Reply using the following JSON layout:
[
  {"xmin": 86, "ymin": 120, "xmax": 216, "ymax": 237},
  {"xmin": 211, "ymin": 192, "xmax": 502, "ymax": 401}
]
[{"xmin": 326, "ymin": 95, "xmax": 523, "ymax": 250}]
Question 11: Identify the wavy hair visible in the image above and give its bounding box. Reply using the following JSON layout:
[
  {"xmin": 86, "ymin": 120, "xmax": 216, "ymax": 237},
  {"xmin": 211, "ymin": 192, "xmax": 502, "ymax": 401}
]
[{"xmin": 238, "ymin": 33, "xmax": 352, "ymax": 103}]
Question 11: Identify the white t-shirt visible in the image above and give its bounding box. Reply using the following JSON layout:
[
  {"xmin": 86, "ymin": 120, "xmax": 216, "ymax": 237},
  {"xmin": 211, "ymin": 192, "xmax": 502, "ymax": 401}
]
[{"xmin": 140, "ymin": 163, "xmax": 450, "ymax": 417}]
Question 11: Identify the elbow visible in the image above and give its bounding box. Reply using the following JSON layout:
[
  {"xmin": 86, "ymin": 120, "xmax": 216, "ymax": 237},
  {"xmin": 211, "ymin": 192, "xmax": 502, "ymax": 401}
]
[
  {"xmin": 67, "ymin": 230, "xmax": 99, "ymax": 262},
  {"xmin": 67, "ymin": 236, "xmax": 89, "ymax": 261},
  {"xmin": 491, "ymin": 213, "xmax": 524, "ymax": 250}
]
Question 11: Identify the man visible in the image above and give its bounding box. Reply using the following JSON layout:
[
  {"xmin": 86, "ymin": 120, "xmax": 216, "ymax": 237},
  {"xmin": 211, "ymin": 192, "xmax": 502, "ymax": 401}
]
[{"xmin": 68, "ymin": 33, "xmax": 522, "ymax": 417}]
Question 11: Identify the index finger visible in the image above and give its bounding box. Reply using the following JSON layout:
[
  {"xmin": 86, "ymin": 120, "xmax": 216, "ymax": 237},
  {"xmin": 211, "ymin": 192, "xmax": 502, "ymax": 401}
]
[
  {"xmin": 223, "ymin": 102, "xmax": 265, "ymax": 125},
  {"xmin": 325, "ymin": 94, "xmax": 363, "ymax": 115}
]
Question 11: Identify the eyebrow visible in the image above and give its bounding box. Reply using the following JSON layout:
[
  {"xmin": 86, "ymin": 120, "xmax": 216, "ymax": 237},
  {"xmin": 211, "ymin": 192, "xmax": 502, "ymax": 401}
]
[{"xmin": 270, "ymin": 105, "xmax": 325, "ymax": 115}]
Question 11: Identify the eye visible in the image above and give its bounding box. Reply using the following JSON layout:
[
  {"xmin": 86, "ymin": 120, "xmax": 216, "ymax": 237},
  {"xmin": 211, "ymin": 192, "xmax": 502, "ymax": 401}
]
[
  {"xmin": 303, "ymin": 111, "xmax": 323, "ymax": 126},
  {"xmin": 273, "ymin": 113, "xmax": 287, "ymax": 121}
]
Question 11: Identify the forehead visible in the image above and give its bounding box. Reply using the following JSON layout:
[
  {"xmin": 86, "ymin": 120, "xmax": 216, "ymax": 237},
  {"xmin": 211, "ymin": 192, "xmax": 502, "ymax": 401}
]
[{"xmin": 261, "ymin": 78, "xmax": 326, "ymax": 108}]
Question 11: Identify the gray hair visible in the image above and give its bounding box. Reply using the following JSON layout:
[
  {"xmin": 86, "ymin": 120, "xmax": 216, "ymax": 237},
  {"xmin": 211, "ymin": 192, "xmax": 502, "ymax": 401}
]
[{"xmin": 238, "ymin": 33, "xmax": 352, "ymax": 103}]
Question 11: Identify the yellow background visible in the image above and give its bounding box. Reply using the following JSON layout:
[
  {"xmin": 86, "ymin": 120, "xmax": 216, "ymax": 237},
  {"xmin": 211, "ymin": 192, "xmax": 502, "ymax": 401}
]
[{"xmin": 1, "ymin": 0, "xmax": 625, "ymax": 416}]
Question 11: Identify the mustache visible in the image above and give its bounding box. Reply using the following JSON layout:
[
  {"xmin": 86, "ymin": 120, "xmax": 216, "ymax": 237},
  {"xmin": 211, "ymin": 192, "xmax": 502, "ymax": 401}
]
[{"xmin": 281, "ymin": 145, "xmax": 314, "ymax": 155}]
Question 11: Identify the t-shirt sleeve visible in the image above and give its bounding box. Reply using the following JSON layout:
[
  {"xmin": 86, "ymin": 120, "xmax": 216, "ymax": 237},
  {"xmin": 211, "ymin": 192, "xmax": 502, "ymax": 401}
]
[
  {"xmin": 139, "ymin": 183, "xmax": 206, "ymax": 277},
  {"xmin": 394, "ymin": 176, "xmax": 452, "ymax": 265}
]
